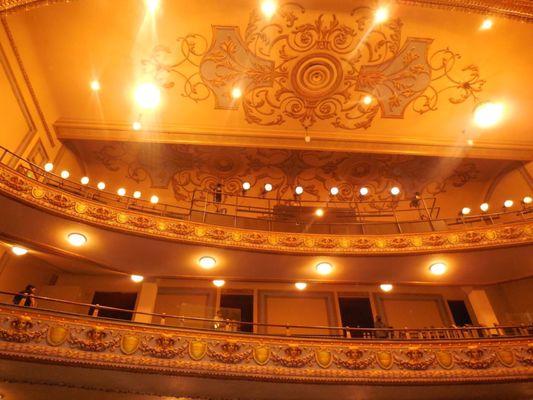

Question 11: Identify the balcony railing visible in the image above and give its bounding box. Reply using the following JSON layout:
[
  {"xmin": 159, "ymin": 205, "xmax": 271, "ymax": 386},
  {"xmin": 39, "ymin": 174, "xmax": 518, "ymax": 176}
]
[{"xmin": 1, "ymin": 145, "xmax": 531, "ymax": 235}]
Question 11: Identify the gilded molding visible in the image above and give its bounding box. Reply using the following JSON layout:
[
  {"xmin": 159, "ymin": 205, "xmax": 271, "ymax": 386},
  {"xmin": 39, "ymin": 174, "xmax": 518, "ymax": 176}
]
[
  {"xmin": 0, "ymin": 164, "xmax": 532, "ymax": 255},
  {"xmin": 0, "ymin": 308, "xmax": 531, "ymax": 384}
]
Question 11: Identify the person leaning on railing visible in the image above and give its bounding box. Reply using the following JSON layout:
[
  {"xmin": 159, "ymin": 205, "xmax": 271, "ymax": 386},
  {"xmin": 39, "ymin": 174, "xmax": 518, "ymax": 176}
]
[{"xmin": 12, "ymin": 284, "xmax": 37, "ymax": 308}]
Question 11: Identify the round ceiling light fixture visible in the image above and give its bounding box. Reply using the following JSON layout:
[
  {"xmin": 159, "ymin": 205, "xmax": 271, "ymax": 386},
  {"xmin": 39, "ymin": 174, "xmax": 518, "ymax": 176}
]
[
  {"xmin": 80, "ymin": 176, "xmax": 90, "ymax": 185},
  {"xmin": 523, "ymin": 196, "xmax": 532, "ymax": 205},
  {"xmin": 132, "ymin": 121, "xmax": 142, "ymax": 131},
  {"xmin": 473, "ymin": 101, "xmax": 504, "ymax": 128},
  {"xmin": 330, "ymin": 187, "xmax": 339, "ymax": 196},
  {"xmin": 231, "ymin": 87, "xmax": 242, "ymax": 99},
  {"xmin": 429, "ymin": 262, "xmax": 447, "ymax": 276},
  {"xmin": 199, "ymin": 256, "xmax": 217, "ymax": 269},
  {"xmin": 11, "ymin": 246, "xmax": 28, "ymax": 256},
  {"xmin": 44, "ymin": 162, "xmax": 54, "ymax": 172},
  {"xmin": 117, "ymin": 188, "xmax": 126, "ymax": 197},
  {"xmin": 145, "ymin": 0, "xmax": 159, "ymax": 14},
  {"xmin": 212, "ymin": 279, "xmax": 226, "ymax": 288},
  {"xmin": 134, "ymin": 83, "xmax": 161, "ymax": 109},
  {"xmin": 242, "ymin": 181, "xmax": 251, "ymax": 191},
  {"xmin": 97, "ymin": 182, "xmax": 106, "ymax": 190},
  {"xmin": 150, "ymin": 195, "xmax": 159, "ymax": 204},
  {"xmin": 480, "ymin": 18, "xmax": 493, "ymax": 30},
  {"xmin": 131, "ymin": 274, "xmax": 144, "ymax": 283},
  {"xmin": 380, "ymin": 283, "xmax": 393, "ymax": 292},
  {"xmin": 461, "ymin": 207, "xmax": 471, "ymax": 216},
  {"xmin": 315, "ymin": 262, "xmax": 333, "ymax": 275},
  {"xmin": 133, "ymin": 191, "xmax": 142, "ymax": 199},
  {"xmin": 67, "ymin": 233, "xmax": 87, "ymax": 247},
  {"xmin": 90, "ymin": 80, "xmax": 101, "ymax": 91},
  {"xmin": 295, "ymin": 186, "xmax": 304, "ymax": 195},
  {"xmin": 60, "ymin": 170, "xmax": 70, "ymax": 179},
  {"xmin": 480, "ymin": 202, "xmax": 489, "ymax": 212},
  {"xmin": 374, "ymin": 6, "xmax": 389, "ymax": 24},
  {"xmin": 390, "ymin": 186, "xmax": 400, "ymax": 196},
  {"xmin": 294, "ymin": 282, "xmax": 307, "ymax": 290},
  {"xmin": 503, "ymin": 199, "xmax": 514, "ymax": 208},
  {"xmin": 264, "ymin": 183, "xmax": 273, "ymax": 192},
  {"xmin": 315, "ymin": 208, "xmax": 324, "ymax": 217},
  {"xmin": 362, "ymin": 95, "xmax": 373, "ymax": 105},
  {"xmin": 260, "ymin": 0, "xmax": 277, "ymax": 18},
  {"xmin": 359, "ymin": 187, "xmax": 369, "ymax": 196}
]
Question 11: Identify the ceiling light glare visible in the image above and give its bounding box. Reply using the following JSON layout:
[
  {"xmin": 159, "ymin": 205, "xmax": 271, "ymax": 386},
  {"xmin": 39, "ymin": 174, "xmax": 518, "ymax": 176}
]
[
  {"xmin": 380, "ymin": 283, "xmax": 393, "ymax": 292},
  {"xmin": 150, "ymin": 195, "xmax": 159, "ymax": 204},
  {"xmin": 132, "ymin": 121, "xmax": 142, "ymax": 131},
  {"xmin": 80, "ymin": 176, "xmax": 90, "ymax": 185},
  {"xmin": 294, "ymin": 282, "xmax": 307, "ymax": 290},
  {"xmin": 67, "ymin": 233, "xmax": 87, "ymax": 247},
  {"xmin": 231, "ymin": 87, "xmax": 242, "ymax": 99},
  {"xmin": 480, "ymin": 18, "xmax": 493, "ymax": 30},
  {"xmin": 117, "ymin": 188, "xmax": 126, "ymax": 197},
  {"xmin": 133, "ymin": 191, "xmax": 142, "ymax": 199},
  {"xmin": 97, "ymin": 182, "xmax": 106, "ymax": 190},
  {"xmin": 503, "ymin": 199, "xmax": 513, "ymax": 208},
  {"xmin": 315, "ymin": 262, "xmax": 333, "ymax": 275},
  {"xmin": 480, "ymin": 202, "xmax": 489, "ymax": 212},
  {"xmin": 261, "ymin": 0, "xmax": 277, "ymax": 18},
  {"xmin": 11, "ymin": 246, "xmax": 28, "ymax": 256},
  {"xmin": 461, "ymin": 207, "xmax": 471, "ymax": 216},
  {"xmin": 60, "ymin": 170, "xmax": 70, "ymax": 179},
  {"xmin": 374, "ymin": 6, "xmax": 389, "ymax": 24},
  {"xmin": 295, "ymin": 186, "xmax": 304, "ymax": 195},
  {"xmin": 199, "ymin": 256, "xmax": 217, "ymax": 270},
  {"xmin": 212, "ymin": 279, "xmax": 226, "ymax": 288},
  {"xmin": 44, "ymin": 162, "xmax": 54, "ymax": 172},
  {"xmin": 390, "ymin": 186, "xmax": 400, "ymax": 196},
  {"xmin": 362, "ymin": 95, "xmax": 373, "ymax": 105},
  {"xmin": 264, "ymin": 183, "xmax": 273, "ymax": 192},
  {"xmin": 131, "ymin": 274, "xmax": 144, "ymax": 283},
  {"xmin": 522, "ymin": 196, "xmax": 532, "ymax": 205},
  {"xmin": 473, "ymin": 101, "xmax": 504, "ymax": 128},
  {"xmin": 145, "ymin": 0, "xmax": 159, "ymax": 14},
  {"xmin": 90, "ymin": 80, "xmax": 101, "ymax": 91},
  {"xmin": 330, "ymin": 187, "xmax": 339, "ymax": 196},
  {"xmin": 359, "ymin": 187, "xmax": 369, "ymax": 196},
  {"xmin": 429, "ymin": 262, "xmax": 447, "ymax": 276},
  {"xmin": 134, "ymin": 83, "xmax": 161, "ymax": 109},
  {"xmin": 315, "ymin": 208, "xmax": 324, "ymax": 217},
  {"xmin": 242, "ymin": 181, "xmax": 251, "ymax": 191}
]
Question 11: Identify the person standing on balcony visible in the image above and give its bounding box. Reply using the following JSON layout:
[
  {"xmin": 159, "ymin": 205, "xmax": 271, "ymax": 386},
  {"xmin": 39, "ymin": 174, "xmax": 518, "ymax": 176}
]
[
  {"xmin": 374, "ymin": 315, "xmax": 388, "ymax": 339},
  {"xmin": 13, "ymin": 284, "xmax": 37, "ymax": 308}
]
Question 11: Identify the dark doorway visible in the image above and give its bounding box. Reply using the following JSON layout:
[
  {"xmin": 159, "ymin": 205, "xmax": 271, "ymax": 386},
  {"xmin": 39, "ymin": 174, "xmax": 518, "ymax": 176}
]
[
  {"xmin": 90, "ymin": 292, "xmax": 138, "ymax": 321},
  {"xmin": 220, "ymin": 294, "xmax": 254, "ymax": 332},
  {"xmin": 338, "ymin": 297, "xmax": 374, "ymax": 337},
  {"xmin": 447, "ymin": 300, "xmax": 473, "ymax": 326}
]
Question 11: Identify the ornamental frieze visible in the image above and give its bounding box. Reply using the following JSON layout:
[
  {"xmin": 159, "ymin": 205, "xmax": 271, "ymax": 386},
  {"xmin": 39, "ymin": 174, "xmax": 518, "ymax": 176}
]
[
  {"xmin": 0, "ymin": 165, "xmax": 532, "ymax": 255},
  {"xmin": 333, "ymin": 347, "xmax": 375, "ymax": 370},
  {"xmin": 140, "ymin": 334, "xmax": 187, "ymax": 359},
  {"xmin": 393, "ymin": 347, "xmax": 436, "ymax": 370},
  {"xmin": 68, "ymin": 326, "xmax": 120, "ymax": 352},
  {"xmin": 0, "ymin": 316, "xmax": 45, "ymax": 343},
  {"xmin": 453, "ymin": 347, "xmax": 496, "ymax": 369},
  {"xmin": 207, "ymin": 340, "xmax": 253, "ymax": 364}
]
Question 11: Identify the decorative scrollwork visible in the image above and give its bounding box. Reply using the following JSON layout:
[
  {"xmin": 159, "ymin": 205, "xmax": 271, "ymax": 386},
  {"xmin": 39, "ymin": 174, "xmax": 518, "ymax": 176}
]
[
  {"xmin": 333, "ymin": 347, "xmax": 375, "ymax": 370},
  {"xmin": 394, "ymin": 348, "xmax": 436, "ymax": 370},
  {"xmin": 207, "ymin": 340, "xmax": 253, "ymax": 364},
  {"xmin": 69, "ymin": 326, "xmax": 119, "ymax": 352},
  {"xmin": 271, "ymin": 345, "xmax": 314, "ymax": 368},
  {"xmin": 454, "ymin": 347, "xmax": 496, "ymax": 369},
  {"xmin": 0, "ymin": 316, "xmax": 45, "ymax": 343},
  {"xmin": 515, "ymin": 345, "xmax": 533, "ymax": 366},
  {"xmin": 140, "ymin": 334, "xmax": 187, "ymax": 359}
]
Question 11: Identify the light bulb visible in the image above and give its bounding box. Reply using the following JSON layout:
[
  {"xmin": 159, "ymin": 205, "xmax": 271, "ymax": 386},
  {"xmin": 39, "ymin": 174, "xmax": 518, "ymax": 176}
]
[
  {"xmin": 480, "ymin": 18, "xmax": 493, "ymax": 30},
  {"xmin": 380, "ymin": 283, "xmax": 393, "ymax": 292},
  {"xmin": 80, "ymin": 177, "xmax": 90, "ymax": 185},
  {"xmin": 67, "ymin": 233, "xmax": 87, "ymax": 247},
  {"xmin": 242, "ymin": 182, "xmax": 251, "ymax": 191},
  {"xmin": 315, "ymin": 208, "xmax": 324, "ymax": 217},
  {"xmin": 97, "ymin": 182, "xmax": 106, "ymax": 190},
  {"xmin": 359, "ymin": 187, "xmax": 369, "ymax": 196},
  {"xmin": 60, "ymin": 170, "xmax": 70, "ymax": 179},
  {"xmin": 150, "ymin": 195, "xmax": 159, "ymax": 204},
  {"xmin": 503, "ymin": 199, "xmax": 513, "ymax": 208},
  {"xmin": 429, "ymin": 263, "xmax": 447, "ymax": 276},
  {"xmin": 212, "ymin": 279, "xmax": 225, "ymax": 288},
  {"xmin": 294, "ymin": 282, "xmax": 307, "ymax": 290},
  {"xmin": 362, "ymin": 95, "xmax": 373, "ymax": 105},
  {"xmin": 11, "ymin": 246, "xmax": 28, "ymax": 256},
  {"xmin": 330, "ymin": 187, "xmax": 339, "ymax": 196},
  {"xmin": 134, "ymin": 83, "xmax": 161, "ymax": 109},
  {"xmin": 261, "ymin": 0, "xmax": 277, "ymax": 18},
  {"xmin": 199, "ymin": 256, "xmax": 216, "ymax": 269},
  {"xmin": 390, "ymin": 186, "xmax": 400, "ymax": 196},
  {"xmin": 264, "ymin": 183, "xmax": 273, "ymax": 192},
  {"xmin": 44, "ymin": 162, "xmax": 54, "ymax": 172},
  {"xmin": 117, "ymin": 188, "xmax": 126, "ymax": 197},
  {"xmin": 295, "ymin": 186, "xmax": 304, "ymax": 195},
  {"xmin": 480, "ymin": 203, "xmax": 489, "ymax": 212},
  {"xmin": 374, "ymin": 6, "xmax": 389, "ymax": 24},
  {"xmin": 133, "ymin": 191, "xmax": 142, "ymax": 199},
  {"xmin": 131, "ymin": 274, "xmax": 144, "ymax": 283},
  {"xmin": 473, "ymin": 102, "xmax": 504, "ymax": 128},
  {"xmin": 523, "ymin": 196, "xmax": 532, "ymax": 205},
  {"xmin": 90, "ymin": 80, "xmax": 101, "ymax": 91},
  {"xmin": 316, "ymin": 262, "xmax": 332, "ymax": 275},
  {"xmin": 231, "ymin": 87, "xmax": 242, "ymax": 99},
  {"xmin": 461, "ymin": 207, "xmax": 471, "ymax": 215}
]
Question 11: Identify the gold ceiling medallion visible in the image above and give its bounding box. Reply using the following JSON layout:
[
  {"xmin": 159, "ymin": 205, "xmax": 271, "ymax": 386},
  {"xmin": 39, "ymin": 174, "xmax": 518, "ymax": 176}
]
[{"xmin": 145, "ymin": 3, "xmax": 484, "ymax": 130}]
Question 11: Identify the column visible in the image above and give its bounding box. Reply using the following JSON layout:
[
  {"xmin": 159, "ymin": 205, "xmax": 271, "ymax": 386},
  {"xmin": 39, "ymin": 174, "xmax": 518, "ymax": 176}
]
[
  {"xmin": 463, "ymin": 287, "xmax": 500, "ymax": 327},
  {"xmin": 134, "ymin": 282, "xmax": 158, "ymax": 324}
]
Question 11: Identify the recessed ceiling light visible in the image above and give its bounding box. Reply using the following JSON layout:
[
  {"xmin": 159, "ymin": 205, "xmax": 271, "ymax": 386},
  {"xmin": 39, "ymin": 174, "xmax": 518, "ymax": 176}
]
[
  {"xmin": 60, "ymin": 170, "xmax": 70, "ymax": 179},
  {"xmin": 503, "ymin": 199, "xmax": 514, "ymax": 208},
  {"xmin": 242, "ymin": 181, "xmax": 251, "ymax": 191},
  {"xmin": 359, "ymin": 187, "xmax": 369, "ymax": 196},
  {"xmin": 390, "ymin": 186, "xmax": 400, "ymax": 196},
  {"xmin": 97, "ymin": 182, "xmax": 106, "ymax": 190},
  {"xmin": 461, "ymin": 207, "xmax": 471, "ymax": 215},
  {"xmin": 523, "ymin": 196, "xmax": 532, "ymax": 205},
  {"xmin": 117, "ymin": 188, "xmax": 126, "ymax": 197},
  {"xmin": 90, "ymin": 80, "xmax": 101, "ymax": 91},
  {"xmin": 145, "ymin": 0, "xmax": 159, "ymax": 14},
  {"xmin": 260, "ymin": 0, "xmax": 277, "ymax": 18},
  {"xmin": 199, "ymin": 256, "xmax": 216, "ymax": 269},
  {"xmin": 362, "ymin": 95, "xmax": 373, "ymax": 105},
  {"xmin": 480, "ymin": 18, "xmax": 493, "ymax": 30},
  {"xmin": 68, "ymin": 233, "xmax": 87, "ymax": 247},
  {"xmin": 11, "ymin": 246, "xmax": 28, "ymax": 256},
  {"xmin": 212, "ymin": 279, "xmax": 226, "ymax": 287},
  {"xmin": 374, "ymin": 6, "xmax": 389, "ymax": 24},
  {"xmin": 44, "ymin": 162, "xmax": 54, "ymax": 172},
  {"xmin": 132, "ymin": 121, "xmax": 142, "ymax": 131},
  {"xmin": 295, "ymin": 186, "xmax": 304, "ymax": 195},
  {"xmin": 316, "ymin": 262, "xmax": 332, "ymax": 275},
  {"xmin": 133, "ymin": 191, "xmax": 142, "ymax": 199},
  {"xmin": 134, "ymin": 83, "xmax": 161, "ymax": 109},
  {"xmin": 264, "ymin": 183, "xmax": 273, "ymax": 192},
  {"xmin": 480, "ymin": 202, "xmax": 489, "ymax": 212},
  {"xmin": 80, "ymin": 176, "xmax": 90, "ymax": 185},
  {"xmin": 294, "ymin": 282, "xmax": 307, "ymax": 290},
  {"xmin": 330, "ymin": 187, "xmax": 339, "ymax": 196},
  {"xmin": 231, "ymin": 87, "xmax": 242, "ymax": 99},
  {"xmin": 429, "ymin": 262, "xmax": 447, "ymax": 276},
  {"xmin": 467, "ymin": 139, "xmax": 474, "ymax": 146},
  {"xmin": 131, "ymin": 274, "xmax": 144, "ymax": 283},
  {"xmin": 315, "ymin": 208, "xmax": 324, "ymax": 217},
  {"xmin": 473, "ymin": 101, "xmax": 504, "ymax": 128},
  {"xmin": 380, "ymin": 283, "xmax": 393, "ymax": 292},
  {"xmin": 150, "ymin": 195, "xmax": 159, "ymax": 204}
]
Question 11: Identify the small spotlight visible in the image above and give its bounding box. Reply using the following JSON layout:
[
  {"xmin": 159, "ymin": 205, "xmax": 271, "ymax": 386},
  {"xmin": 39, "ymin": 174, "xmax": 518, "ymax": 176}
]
[
  {"xmin": 60, "ymin": 170, "xmax": 70, "ymax": 179},
  {"xmin": 133, "ymin": 191, "xmax": 142, "ymax": 199},
  {"xmin": 315, "ymin": 208, "xmax": 324, "ymax": 217},
  {"xmin": 44, "ymin": 162, "xmax": 54, "ymax": 172},
  {"xmin": 150, "ymin": 195, "xmax": 159, "ymax": 204},
  {"xmin": 117, "ymin": 188, "xmax": 126, "ymax": 197},
  {"xmin": 231, "ymin": 87, "xmax": 242, "ymax": 99},
  {"xmin": 295, "ymin": 186, "xmax": 304, "ymax": 195},
  {"xmin": 374, "ymin": 6, "xmax": 389, "ymax": 24},
  {"xmin": 359, "ymin": 187, "xmax": 369, "ymax": 196},
  {"xmin": 429, "ymin": 262, "xmax": 447, "ymax": 276},
  {"xmin": 461, "ymin": 207, "xmax": 471, "ymax": 216},
  {"xmin": 294, "ymin": 282, "xmax": 307, "ymax": 291},
  {"xmin": 260, "ymin": 0, "xmax": 277, "ymax": 18},
  {"xmin": 80, "ymin": 177, "xmax": 90, "ymax": 185},
  {"xmin": 264, "ymin": 183, "xmax": 273, "ymax": 192},
  {"xmin": 11, "ymin": 246, "xmax": 28, "ymax": 256},
  {"xmin": 467, "ymin": 139, "xmax": 474, "ymax": 146},
  {"xmin": 330, "ymin": 187, "xmax": 339, "ymax": 196},
  {"xmin": 480, "ymin": 203, "xmax": 489, "ymax": 212},
  {"xmin": 131, "ymin": 274, "xmax": 144, "ymax": 283},
  {"xmin": 68, "ymin": 233, "xmax": 87, "ymax": 247},
  {"xmin": 304, "ymin": 135, "xmax": 311, "ymax": 143},
  {"xmin": 480, "ymin": 18, "xmax": 493, "ymax": 30},
  {"xmin": 132, "ymin": 121, "xmax": 142, "ymax": 131},
  {"xmin": 522, "ymin": 196, "xmax": 532, "ymax": 205},
  {"xmin": 380, "ymin": 283, "xmax": 393, "ymax": 292},
  {"xmin": 199, "ymin": 256, "xmax": 216, "ymax": 269},
  {"xmin": 145, "ymin": 0, "xmax": 159, "ymax": 14},
  {"xmin": 90, "ymin": 80, "xmax": 101, "ymax": 91},
  {"xmin": 242, "ymin": 181, "xmax": 251, "ymax": 191},
  {"xmin": 473, "ymin": 101, "xmax": 504, "ymax": 128},
  {"xmin": 97, "ymin": 182, "xmax": 106, "ymax": 190},
  {"xmin": 212, "ymin": 279, "xmax": 226, "ymax": 288},
  {"xmin": 362, "ymin": 95, "xmax": 373, "ymax": 105},
  {"xmin": 134, "ymin": 83, "xmax": 161, "ymax": 110},
  {"xmin": 316, "ymin": 262, "xmax": 332, "ymax": 275},
  {"xmin": 503, "ymin": 199, "xmax": 514, "ymax": 208},
  {"xmin": 390, "ymin": 186, "xmax": 400, "ymax": 196}
]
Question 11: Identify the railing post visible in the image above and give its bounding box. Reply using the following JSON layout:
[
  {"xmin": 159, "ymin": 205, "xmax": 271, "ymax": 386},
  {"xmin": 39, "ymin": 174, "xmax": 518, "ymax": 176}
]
[
  {"xmin": 345, "ymin": 326, "xmax": 351, "ymax": 338},
  {"xmin": 421, "ymin": 198, "xmax": 435, "ymax": 231},
  {"xmin": 92, "ymin": 304, "xmax": 100, "ymax": 317},
  {"xmin": 160, "ymin": 312, "xmax": 166, "ymax": 325},
  {"xmin": 285, "ymin": 323, "xmax": 291, "ymax": 336}
]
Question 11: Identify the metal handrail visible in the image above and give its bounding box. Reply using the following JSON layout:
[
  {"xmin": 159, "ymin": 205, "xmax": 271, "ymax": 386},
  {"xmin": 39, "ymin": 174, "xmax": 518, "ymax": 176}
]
[
  {"xmin": 3, "ymin": 290, "xmax": 531, "ymax": 340},
  {"xmin": 0, "ymin": 145, "xmax": 531, "ymax": 234}
]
